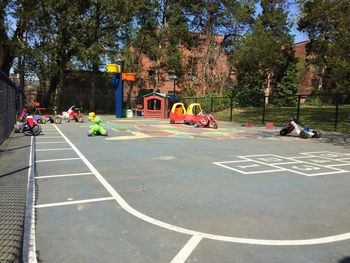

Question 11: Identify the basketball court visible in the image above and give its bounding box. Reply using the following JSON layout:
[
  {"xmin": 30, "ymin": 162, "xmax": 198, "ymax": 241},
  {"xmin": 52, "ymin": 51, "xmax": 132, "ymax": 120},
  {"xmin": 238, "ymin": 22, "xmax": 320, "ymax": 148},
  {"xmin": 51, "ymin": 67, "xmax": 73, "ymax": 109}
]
[{"xmin": 26, "ymin": 117, "xmax": 350, "ymax": 263}]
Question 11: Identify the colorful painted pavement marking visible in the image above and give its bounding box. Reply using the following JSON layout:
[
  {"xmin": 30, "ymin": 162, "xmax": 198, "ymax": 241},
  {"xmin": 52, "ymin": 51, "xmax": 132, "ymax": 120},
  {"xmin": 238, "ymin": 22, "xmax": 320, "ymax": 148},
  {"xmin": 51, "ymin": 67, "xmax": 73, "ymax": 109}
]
[{"xmin": 104, "ymin": 120, "xmax": 256, "ymax": 140}]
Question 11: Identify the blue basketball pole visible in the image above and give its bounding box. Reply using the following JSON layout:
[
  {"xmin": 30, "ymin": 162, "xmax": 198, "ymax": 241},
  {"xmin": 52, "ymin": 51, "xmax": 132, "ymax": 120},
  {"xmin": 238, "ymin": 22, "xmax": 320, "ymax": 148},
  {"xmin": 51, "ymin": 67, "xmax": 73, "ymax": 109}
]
[{"xmin": 113, "ymin": 60, "xmax": 124, "ymax": 118}]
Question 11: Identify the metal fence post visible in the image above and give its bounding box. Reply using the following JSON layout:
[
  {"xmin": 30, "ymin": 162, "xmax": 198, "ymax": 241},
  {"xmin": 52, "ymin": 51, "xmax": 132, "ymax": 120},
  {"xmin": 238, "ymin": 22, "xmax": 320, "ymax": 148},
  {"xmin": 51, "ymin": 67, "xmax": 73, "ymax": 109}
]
[
  {"xmin": 297, "ymin": 95, "xmax": 301, "ymax": 120},
  {"xmin": 335, "ymin": 97, "xmax": 339, "ymax": 131},
  {"xmin": 262, "ymin": 96, "xmax": 266, "ymax": 124},
  {"xmin": 210, "ymin": 97, "xmax": 214, "ymax": 113},
  {"xmin": 230, "ymin": 96, "xmax": 233, "ymax": 122}
]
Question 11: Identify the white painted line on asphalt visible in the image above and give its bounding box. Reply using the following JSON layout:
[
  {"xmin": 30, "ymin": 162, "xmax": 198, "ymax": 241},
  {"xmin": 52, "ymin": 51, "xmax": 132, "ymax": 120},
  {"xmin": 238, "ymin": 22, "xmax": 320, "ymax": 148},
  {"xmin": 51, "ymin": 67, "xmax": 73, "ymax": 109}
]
[
  {"xmin": 53, "ymin": 124, "xmax": 350, "ymax": 246},
  {"xmin": 36, "ymin": 148, "xmax": 73, "ymax": 152},
  {"xmin": 23, "ymin": 136, "xmax": 38, "ymax": 263},
  {"xmin": 35, "ymin": 157, "xmax": 80, "ymax": 163},
  {"xmin": 35, "ymin": 197, "xmax": 115, "ymax": 208},
  {"xmin": 305, "ymin": 170, "xmax": 349, "ymax": 177},
  {"xmin": 170, "ymin": 235, "xmax": 203, "ymax": 263},
  {"xmin": 240, "ymin": 155, "xmax": 348, "ymax": 177},
  {"xmin": 326, "ymin": 163, "xmax": 350, "ymax": 167},
  {"xmin": 213, "ymin": 162, "xmax": 283, "ymax": 174},
  {"xmin": 36, "ymin": 136, "xmax": 61, "ymax": 139},
  {"xmin": 36, "ymin": 172, "xmax": 93, "ymax": 179},
  {"xmin": 36, "ymin": 141, "xmax": 67, "ymax": 144},
  {"xmin": 300, "ymin": 151, "xmax": 331, "ymax": 155},
  {"xmin": 215, "ymin": 160, "xmax": 251, "ymax": 164}
]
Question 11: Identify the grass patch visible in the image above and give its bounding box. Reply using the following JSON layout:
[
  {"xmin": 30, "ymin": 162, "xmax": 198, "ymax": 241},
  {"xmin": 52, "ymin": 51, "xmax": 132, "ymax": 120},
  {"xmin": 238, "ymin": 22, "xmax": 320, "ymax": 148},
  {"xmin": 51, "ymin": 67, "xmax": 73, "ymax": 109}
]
[{"xmin": 214, "ymin": 105, "xmax": 350, "ymax": 132}]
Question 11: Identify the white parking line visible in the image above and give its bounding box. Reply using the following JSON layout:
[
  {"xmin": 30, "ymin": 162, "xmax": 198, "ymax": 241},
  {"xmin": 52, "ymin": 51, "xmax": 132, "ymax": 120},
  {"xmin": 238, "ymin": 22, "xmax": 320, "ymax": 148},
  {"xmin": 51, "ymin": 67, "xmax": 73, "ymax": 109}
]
[
  {"xmin": 35, "ymin": 157, "xmax": 80, "ymax": 163},
  {"xmin": 36, "ymin": 172, "xmax": 93, "ymax": 179},
  {"xmin": 23, "ymin": 136, "xmax": 37, "ymax": 263},
  {"xmin": 36, "ymin": 136, "xmax": 61, "ymax": 139},
  {"xmin": 36, "ymin": 141, "xmax": 67, "ymax": 144},
  {"xmin": 35, "ymin": 197, "xmax": 115, "ymax": 208},
  {"xmin": 36, "ymin": 148, "xmax": 73, "ymax": 152},
  {"xmin": 171, "ymin": 235, "xmax": 203, "ymax": 263}
]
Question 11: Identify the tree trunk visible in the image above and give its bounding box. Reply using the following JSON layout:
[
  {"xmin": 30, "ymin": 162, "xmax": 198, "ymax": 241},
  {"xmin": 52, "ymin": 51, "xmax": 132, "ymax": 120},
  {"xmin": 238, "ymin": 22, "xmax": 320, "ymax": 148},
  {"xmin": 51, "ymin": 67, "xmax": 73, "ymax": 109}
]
[
  {"xmin": 317, "ymin": 66, "xmax": 324, "ymax": 90},
  {"xmin": 89, "ymin": 64, "xmax": 98, "ymax": 112},
  {"xmin": 265, "ymin": 71, "xmax": 271, "ymax": 105},
  {"xmin": 55, "ymin": 49, "xmax": 67, "ymax": 110}
]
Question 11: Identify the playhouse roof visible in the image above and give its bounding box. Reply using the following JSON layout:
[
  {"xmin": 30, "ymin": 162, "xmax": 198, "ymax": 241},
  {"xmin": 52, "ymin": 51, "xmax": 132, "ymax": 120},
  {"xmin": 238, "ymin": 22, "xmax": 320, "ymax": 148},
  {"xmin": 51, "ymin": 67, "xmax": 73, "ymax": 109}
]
[{"xmin": 143, "ymin": 92, "xmax": 167, "ymax": 98}]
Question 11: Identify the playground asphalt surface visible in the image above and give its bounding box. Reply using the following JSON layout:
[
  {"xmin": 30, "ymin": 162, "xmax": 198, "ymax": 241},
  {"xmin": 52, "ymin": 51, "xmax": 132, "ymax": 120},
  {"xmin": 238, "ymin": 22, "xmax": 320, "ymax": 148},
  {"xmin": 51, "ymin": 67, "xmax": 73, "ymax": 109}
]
[{"xmin": 1, "ymin": 116, "xmax": 350, "ymax": 263}]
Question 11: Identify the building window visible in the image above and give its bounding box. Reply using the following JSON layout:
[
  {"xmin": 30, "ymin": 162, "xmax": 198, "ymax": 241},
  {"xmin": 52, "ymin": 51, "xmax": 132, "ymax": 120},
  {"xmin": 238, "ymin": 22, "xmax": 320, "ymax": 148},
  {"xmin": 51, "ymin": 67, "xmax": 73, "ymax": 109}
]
[
  {"xmin": 187, "ymin": 74, "xmax": 197, "ymax": 81},
  {"xmin": 148, "ymin": 70, "xmax": 155, "ymax": 80},
  {"xmin": 169, "ymin": 72, "xmax": 178, "ymax": 80},
  {"xmin": 188, "ymin": 56, "xmax": 198, "ymax": 66},
  {"xmin": 311, "ymin": 79, "xmax": 319, "ymax": 87}
]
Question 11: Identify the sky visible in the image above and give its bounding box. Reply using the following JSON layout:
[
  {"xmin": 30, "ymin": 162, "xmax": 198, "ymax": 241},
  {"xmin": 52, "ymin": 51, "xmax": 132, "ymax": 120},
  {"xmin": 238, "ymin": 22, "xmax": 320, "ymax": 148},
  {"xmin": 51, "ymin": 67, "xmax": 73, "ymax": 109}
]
[{"xmin": 288, "ymin": 2, "xmax": 309, "ymax": 43}]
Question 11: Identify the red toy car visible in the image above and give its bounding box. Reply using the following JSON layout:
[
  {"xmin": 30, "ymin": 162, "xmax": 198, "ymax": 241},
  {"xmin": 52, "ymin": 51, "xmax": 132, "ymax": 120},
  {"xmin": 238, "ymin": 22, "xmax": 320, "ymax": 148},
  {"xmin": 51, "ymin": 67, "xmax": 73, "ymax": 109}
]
[
  {"xmin": 184, "ymin": 103, "xmax": 204, "ymax": 125},
  {"xmin": 169, "ymin": 103, "xmax": 187, "ymax": 124}
]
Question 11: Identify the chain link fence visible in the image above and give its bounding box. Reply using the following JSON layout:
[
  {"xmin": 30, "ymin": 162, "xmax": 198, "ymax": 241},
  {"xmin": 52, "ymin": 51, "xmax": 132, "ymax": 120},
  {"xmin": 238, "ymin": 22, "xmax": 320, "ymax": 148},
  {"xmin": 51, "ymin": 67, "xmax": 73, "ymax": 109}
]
[
  {"xmin": 32, "ymin": 90, "xmax": 350, "ymax": 132},
  {"xmin": 180, "ymin": 94, "xmax": 350, "ymax": 132},
  {"xmin": 0, "ymin": 70, "xmax": 24, "ymax": 147}
]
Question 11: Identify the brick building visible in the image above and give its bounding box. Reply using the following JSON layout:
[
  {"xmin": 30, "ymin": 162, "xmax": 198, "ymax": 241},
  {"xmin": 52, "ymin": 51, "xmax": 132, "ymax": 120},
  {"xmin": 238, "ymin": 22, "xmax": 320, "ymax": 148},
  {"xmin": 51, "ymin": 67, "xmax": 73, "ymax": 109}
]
[
  {"xmin": 293, "ymin": 40, "xmax": 320, "ymax": 95},
  {"xmin": 124, "ymin": 38, "xmax": 317, "ymax": 99},
  {"xmin": 124, "ymin": 34, "xmax": 232, "ymax": 98}
]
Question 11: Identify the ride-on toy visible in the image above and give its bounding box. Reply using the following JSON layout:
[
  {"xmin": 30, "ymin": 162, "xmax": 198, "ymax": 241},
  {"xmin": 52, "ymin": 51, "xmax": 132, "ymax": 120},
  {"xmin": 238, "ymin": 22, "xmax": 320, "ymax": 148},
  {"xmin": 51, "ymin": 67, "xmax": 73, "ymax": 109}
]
[
  {"xmin": 169, "ymin": 103, "xmax": 187, "ymax": 124},
  {"xmin": 15, "ymin": 108, "xmax": 42, "ymax": 136},
  {"xmin": 87, "ymin": 116, "xmax": 108, "ymax": 136},
  {"xmin": 184, "ymin": 103, "xmax": 204, "ymax": 125},
  {"xmin": 33, "ymin": 102, "xmax": 62, "ymax": 124},
  {"xmin": 280, "ymin": 116, "xmax": 321, "ymax": 139},
  {"xmin": 194, "ymin": 112, "xmax": 218, "ymax": 129},
  {"xmin": 88, "ymin": 112, "xmax": 96, "ymax": 121},
  {"xmin": 63, "ymin": 105, "xmax": 84, "ymax": 122},
  {"xmin": 32, "ymin": 102, "xmax": 46, "ymax": 124}
]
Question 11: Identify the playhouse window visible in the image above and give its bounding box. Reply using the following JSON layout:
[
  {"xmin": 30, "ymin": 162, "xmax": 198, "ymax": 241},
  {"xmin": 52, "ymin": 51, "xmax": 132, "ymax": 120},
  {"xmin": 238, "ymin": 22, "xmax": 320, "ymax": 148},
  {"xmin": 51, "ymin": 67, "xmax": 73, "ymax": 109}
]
[{"xmin": 148, "ymin": 99, "xmax": 161, "ymax": 110}]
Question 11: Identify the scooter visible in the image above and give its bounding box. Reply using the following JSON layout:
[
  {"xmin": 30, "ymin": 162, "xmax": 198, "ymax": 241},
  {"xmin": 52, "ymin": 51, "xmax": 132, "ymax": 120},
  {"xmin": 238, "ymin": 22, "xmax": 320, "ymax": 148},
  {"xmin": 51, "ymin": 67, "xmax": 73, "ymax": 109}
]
[
  {"xmin": 194, "ymin": 112, "xmax": 218, "ymax": 129},
  {"xmin": 280, "ymin": 117, "xmax": 321, "ymax": 139}
]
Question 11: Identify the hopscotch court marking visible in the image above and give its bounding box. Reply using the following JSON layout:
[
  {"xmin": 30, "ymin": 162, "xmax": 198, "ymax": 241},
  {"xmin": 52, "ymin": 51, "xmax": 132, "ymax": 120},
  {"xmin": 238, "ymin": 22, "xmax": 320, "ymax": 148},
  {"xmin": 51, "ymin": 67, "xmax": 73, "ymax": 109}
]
[{"xmin": 214, "ymin": 153, "xmax": 350, "ymax": 177}]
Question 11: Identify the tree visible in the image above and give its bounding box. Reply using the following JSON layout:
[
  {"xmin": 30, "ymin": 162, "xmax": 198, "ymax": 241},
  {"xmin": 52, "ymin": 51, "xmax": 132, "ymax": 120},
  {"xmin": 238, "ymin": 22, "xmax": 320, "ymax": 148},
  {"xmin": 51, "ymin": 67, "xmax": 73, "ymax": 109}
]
[
  {"xmin": 131, "ymin": 0, "xmax": 191, "ymax": 94},
  {"xmin": 234, "ymin": 0, "xmax": 295, "ymax": 105},
  {"xmin": 272, "ymin": 59, "xmax": 298, "ymax": 106},
  {"xmin": 298, "ymin": 0, "xmax": 350, "ymax": 94},
  {"xmin": 26, "ymin": 0, "xmax": 87, "ymax": 110},
  {"xmin": 73, "ymin": 0, "xmax": 136, "ymax": 111},
  {"xmin": 0, "ymin": 0, "xmax": 15, "ymax": 76},
  {"xmin": 1, "ymin": 0, "xmax": 37, "ymax": 91},
  {"xmin": 183, "ymin": 0, "xmax": 256, "ymax": 96}
]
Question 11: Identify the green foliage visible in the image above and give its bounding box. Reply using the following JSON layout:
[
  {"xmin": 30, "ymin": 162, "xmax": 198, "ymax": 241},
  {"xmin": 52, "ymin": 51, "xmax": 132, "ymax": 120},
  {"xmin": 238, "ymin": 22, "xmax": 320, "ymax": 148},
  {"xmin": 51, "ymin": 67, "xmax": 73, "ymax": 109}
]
[
  {"xmin": 233, "ymin": 0, "xmax": 296, "ymax": 105},
  {"xmin": 298, "ymin": 0, "xmax": 350, "ymax": 93},
  {"xmin": 304, "ymin": 94, "xmax": 322, "ymax": 106},
  {"xmin": 271, "ymin": 60, "xmax": 299, "ymax": 106}
]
